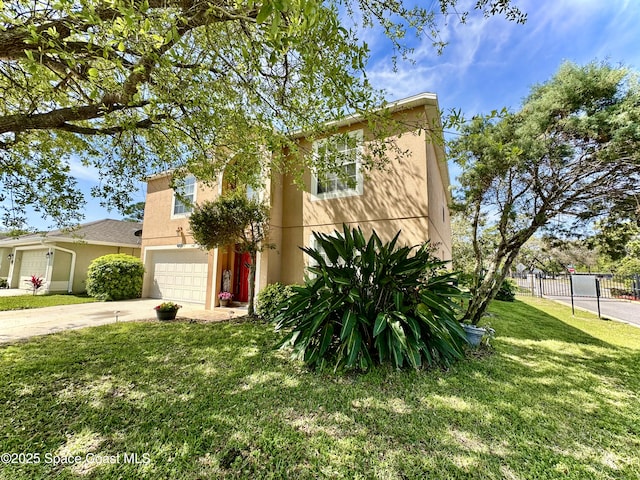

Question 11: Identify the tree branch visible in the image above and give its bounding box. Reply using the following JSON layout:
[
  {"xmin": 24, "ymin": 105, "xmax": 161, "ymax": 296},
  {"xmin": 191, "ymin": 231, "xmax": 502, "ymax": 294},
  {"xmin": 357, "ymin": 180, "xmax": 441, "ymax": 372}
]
[
  {"xmin": 56, "ymin": 115, "xmax": 168, "ymax": 135},
  {"xmin": 0, "ymin": 102, "xmax": 148, "ymax": 134}
]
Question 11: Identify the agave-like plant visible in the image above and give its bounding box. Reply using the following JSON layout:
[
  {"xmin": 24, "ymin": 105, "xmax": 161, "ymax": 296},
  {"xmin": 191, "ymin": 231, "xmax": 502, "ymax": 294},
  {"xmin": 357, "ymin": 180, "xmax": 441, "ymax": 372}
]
[{"xmin": 273, "ymin": 225, "xmax": 468, "ymax": 370}]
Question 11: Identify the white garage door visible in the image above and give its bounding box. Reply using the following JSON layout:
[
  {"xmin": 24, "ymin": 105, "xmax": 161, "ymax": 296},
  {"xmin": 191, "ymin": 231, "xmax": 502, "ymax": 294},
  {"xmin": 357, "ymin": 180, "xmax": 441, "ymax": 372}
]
[
  {"xmin": 149, "ymin": 249, "xmax": 209, "ymax": 304},
  {"xmin": 19, "ymin": 250, "xmax": 49, "ymax": 288}
]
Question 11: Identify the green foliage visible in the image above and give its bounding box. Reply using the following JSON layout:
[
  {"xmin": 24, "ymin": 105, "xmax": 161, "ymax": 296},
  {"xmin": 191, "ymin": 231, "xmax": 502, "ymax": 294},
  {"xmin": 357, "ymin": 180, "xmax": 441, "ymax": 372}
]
[
  {"xmin": 610, "ymin": 287, "xmax": 637, "ymax": 298},
  {"xmin": 255, "ymin": 282, "xmax": 296, "ymax": 321},
  {"xmin": 494, "ymin": 279, "xmax": 516, "ymax": 302},
  {"xmin": 0, "ymin": 0, "xmax": 524, "ymax": 230},
  {"xmin": 449, "ymin": 61, "xmax": 640, "ymax": 325},
  {"xmin": 615, "ymin": 257, "xmax": 640, "ymax": 277},
  {"xmin": 189, "ymin": 193, "xmax": 269, "ymax": 254},
  {"xmin": 86, "ymin": 254, "xmax": 144, "ymax": 301},
  {"xmin": 122, "ymin": 202, "xmax": 146, "ymax": 222},
  {"xmin": 190, "ymin": 191, "xmax": 270, "ymax": 316},
  {"xmin": 274, "ymin": 226, "xmax": 467, "ymax": 371},
  {"xmin": 0, "ymin": 278, "xmax": 7, "ymax": 289}
]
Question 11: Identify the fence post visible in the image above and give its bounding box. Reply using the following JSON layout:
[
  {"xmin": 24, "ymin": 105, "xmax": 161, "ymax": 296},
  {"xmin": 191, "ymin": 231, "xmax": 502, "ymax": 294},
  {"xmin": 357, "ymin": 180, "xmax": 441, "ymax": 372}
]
[
  {"xmin": 595, "ymin": 278, "xmax": 602, "ymax": 319},
  {"xmin": 570, "ymin": 275, "xmax": 575, "ymax": 315},
  {"xmin": 538, "ymin": 274, "xmax": 543, "ymax": 298}
]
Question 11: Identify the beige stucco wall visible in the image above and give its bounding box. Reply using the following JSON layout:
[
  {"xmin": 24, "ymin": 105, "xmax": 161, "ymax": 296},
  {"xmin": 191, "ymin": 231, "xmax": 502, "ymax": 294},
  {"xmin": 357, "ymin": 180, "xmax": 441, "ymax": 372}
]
[
  {"xmin": 0, "ymin": 248, "xmax": 10, "ymax": 279},
  {"xmin": 142, "ymin": 175, "xmax": 218, "ymax": 248},
  {"xmin": 141, "ymin": 175, "xmax": 220, "ymax": 308},
  {"xmin": 276, "ymin": 104, "xmax": 451, "ymax": 285},
  {"xmin": 425, "ymin": 140, "xmax": 452, "ymax": 261}
]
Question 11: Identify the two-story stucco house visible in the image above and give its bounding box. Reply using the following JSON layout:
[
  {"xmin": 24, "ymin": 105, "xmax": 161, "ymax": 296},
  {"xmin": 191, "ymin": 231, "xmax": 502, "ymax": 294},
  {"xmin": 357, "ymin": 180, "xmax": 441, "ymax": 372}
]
[{"xmin": 140, "ymin": 93, "xmax": 452, "ymax": 309}]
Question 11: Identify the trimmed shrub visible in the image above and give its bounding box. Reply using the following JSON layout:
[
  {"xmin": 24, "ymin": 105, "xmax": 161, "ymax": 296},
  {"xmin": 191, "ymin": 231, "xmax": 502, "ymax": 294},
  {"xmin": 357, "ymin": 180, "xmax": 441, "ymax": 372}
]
[
  {"xmin": 273, "ymin": 226, "xmax": 467, "ymax": 371},
  {"xmin": 86, "ymin": 254, "xmax": 144, "ymax": 301},
  {"xmin": 495, "ymin": 278, "xmax": 517, "ymax": 302},
  {"xmin": 0, "ymin": 278, "xmax": 7, "ymax": 288},
  {"xmin": 255, "ymin": 282, "xmax": 296, "ymax": 321},
  {"xmin": 610, "ymin": 287, "xmax": 635, "ymax": 298}
]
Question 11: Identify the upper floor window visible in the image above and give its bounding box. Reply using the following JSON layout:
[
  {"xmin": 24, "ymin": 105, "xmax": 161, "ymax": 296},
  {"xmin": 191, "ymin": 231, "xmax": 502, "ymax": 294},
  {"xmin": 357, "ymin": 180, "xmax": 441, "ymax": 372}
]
[
  {"xmin": 311, "ymin": 130, "xmax": 363, "ymax": 201},
  {"xmin": 172, "ymin": 175, "xmax": 196, "ymax": 217}
]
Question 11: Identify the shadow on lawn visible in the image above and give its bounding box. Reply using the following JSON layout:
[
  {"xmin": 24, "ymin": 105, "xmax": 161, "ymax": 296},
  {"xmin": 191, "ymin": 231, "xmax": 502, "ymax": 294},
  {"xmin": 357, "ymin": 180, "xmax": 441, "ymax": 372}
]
[
  {"xmin": 486, "ymin": 300, "xmax": 611, "ymax": 345},
  {"xmin": 1, "ymin": 309, "xmax": 639, "ymax": 479}
]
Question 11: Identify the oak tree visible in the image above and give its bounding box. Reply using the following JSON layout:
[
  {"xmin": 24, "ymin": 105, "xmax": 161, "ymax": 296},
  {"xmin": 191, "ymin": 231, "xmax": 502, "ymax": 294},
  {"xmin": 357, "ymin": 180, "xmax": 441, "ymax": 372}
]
[{"xmin": 0, "ymin": 0, "xmax": 524, "ymax": 228}]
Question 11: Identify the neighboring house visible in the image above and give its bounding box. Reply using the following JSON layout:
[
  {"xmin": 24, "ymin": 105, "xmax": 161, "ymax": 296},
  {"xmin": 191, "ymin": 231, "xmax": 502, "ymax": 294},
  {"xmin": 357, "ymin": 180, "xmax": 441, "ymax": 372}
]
[
  {"xmin": 0, "ymin": 219, "xmax": 142, "ymax": 294},
  {"xmin": 141, "ymin": 92, "xmax": 452, "ymax": 308}
]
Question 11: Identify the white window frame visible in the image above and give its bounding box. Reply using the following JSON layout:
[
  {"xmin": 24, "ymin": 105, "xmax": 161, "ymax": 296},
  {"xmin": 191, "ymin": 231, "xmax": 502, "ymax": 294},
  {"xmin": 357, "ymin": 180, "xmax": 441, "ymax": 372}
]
[
  {"xmin": 311, "ymin": 130, "xmax": 364, "ymax": 201},
  {"xmin": 171, "ymin": 175, "xmax": 197, "ymax": 218}
]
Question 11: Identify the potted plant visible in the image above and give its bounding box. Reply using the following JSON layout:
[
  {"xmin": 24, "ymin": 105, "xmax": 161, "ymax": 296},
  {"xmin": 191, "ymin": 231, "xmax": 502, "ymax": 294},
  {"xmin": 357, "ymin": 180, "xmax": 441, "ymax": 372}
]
[
  {"xmin": 460, "ymin": 322, "xmax": 495, "ymax": 347},
  {"xmin": 218, "ymin": 291, "xmax": 233, "ymax": 307},
  {"xmin": 154, "ymin": 301, "xmax": 182, "ymax": 321}
]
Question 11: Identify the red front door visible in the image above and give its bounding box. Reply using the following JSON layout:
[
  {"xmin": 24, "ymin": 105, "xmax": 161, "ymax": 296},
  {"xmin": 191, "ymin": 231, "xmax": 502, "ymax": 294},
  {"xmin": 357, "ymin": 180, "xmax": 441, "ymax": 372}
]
[{"xmin": 233, "ymin": 250, "xmax": 251, "ymax": 303}]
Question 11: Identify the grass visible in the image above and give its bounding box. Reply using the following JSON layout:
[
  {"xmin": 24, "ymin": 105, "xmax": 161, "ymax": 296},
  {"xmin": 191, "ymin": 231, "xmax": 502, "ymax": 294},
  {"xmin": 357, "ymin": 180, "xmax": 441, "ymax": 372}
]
[
  {"xmin": 0, "ymin": 297, "xmax": 639, "ymax": 479},
  {"xmin": 0, "ymin": 294, "xmax": 97, "ymax": 311}
]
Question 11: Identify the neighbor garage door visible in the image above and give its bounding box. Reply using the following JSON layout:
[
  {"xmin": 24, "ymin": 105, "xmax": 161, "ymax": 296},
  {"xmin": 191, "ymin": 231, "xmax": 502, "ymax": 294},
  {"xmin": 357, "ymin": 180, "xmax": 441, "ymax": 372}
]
[
  {"xmin": 149, "ymin": 249, "xmax": 209, "ymax": 304},
  {"xmin": 18, "ymin": 249, "xmax": 49, "ymax": 288}
]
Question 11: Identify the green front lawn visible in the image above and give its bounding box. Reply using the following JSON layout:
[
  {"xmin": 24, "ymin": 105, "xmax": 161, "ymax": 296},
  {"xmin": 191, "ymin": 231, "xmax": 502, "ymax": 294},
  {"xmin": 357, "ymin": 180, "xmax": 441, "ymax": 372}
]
[
  {"xmin": 0, "ymin": 294, "xmax": 97, "ymax": 311},
  {"xmin": 0, "ymin": 297, "xmax": 638, "ymax": 479}
]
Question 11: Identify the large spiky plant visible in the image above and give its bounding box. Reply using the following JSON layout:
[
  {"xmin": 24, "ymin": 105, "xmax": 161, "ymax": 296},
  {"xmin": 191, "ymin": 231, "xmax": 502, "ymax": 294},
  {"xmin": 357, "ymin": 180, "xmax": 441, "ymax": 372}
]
[{"xmin": 273, "ymin": 225, "xmax": 467, "ymax": 371}]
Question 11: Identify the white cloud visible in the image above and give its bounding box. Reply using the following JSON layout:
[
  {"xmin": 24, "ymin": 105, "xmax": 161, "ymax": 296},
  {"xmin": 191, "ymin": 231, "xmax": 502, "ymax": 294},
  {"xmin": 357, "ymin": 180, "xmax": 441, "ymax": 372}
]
[
  {"xmin": 67, "ymin": 156, "xmax": 101, "ymax": 183},
  {"xmin": 365, "ymin": 0, "xmax": 640, "ymax": 115},
  {"xmin": 367, "ymin": 7, "xmax": 519, "ymax": 101}
]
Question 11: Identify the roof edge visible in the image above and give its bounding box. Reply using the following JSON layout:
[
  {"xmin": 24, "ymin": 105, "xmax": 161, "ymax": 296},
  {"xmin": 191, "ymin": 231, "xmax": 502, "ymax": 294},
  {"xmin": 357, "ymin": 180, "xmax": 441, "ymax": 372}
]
[{"xmin": 292, "ymin": 92, "xmax": 439, "ymax": 139}]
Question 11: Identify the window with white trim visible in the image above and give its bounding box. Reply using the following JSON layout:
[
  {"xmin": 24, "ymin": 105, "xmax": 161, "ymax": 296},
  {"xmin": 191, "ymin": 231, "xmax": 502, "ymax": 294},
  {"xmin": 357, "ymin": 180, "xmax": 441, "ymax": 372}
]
[
  {"xmin": 306, "ymin": 233, "xmax": 346, "ymax": 276},
  {"xmin": 172, "ymin": 175, "xmax": 196, "ymax": 217},
  {"xmin": 311, "ymin": 130, "xmax": 363, "ymax": 200}
]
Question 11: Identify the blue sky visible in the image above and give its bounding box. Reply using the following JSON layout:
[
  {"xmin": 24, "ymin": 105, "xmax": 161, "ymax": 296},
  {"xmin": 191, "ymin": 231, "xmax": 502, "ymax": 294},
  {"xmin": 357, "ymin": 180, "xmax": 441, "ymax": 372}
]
[{"xmin": 29, "ymin": 0, "xmax": 640, "ymax": 230}]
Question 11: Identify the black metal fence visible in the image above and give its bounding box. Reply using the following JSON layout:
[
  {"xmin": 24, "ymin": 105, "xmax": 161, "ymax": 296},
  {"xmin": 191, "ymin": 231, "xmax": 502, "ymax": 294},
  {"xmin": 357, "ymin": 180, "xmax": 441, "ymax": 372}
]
[{"xmin": 512, "ymin": 273, "xmax": 640, "ymax": 300}]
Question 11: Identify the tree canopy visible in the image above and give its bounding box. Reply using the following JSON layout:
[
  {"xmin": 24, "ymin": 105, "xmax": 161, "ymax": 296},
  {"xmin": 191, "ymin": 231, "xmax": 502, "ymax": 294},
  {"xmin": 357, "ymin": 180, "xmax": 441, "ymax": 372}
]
[
  {"xmin": 449, "ymin": 61, "xmax": 640, "ymax": 324},
  {"xmin": 0, "ymin": 0, "xmax": 525, "ymax": 229}
]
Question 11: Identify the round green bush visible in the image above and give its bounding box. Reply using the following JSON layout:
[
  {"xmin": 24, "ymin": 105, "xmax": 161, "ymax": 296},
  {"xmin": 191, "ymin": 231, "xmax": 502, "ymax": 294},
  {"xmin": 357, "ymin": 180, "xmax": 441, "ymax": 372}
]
[
  {"xmin": 86, "ymin": 254, "xmax": 144, "ymax": 301},
  {"xmin": 255, "ymin": 282, "xmax": 297, "ymax": 321}
]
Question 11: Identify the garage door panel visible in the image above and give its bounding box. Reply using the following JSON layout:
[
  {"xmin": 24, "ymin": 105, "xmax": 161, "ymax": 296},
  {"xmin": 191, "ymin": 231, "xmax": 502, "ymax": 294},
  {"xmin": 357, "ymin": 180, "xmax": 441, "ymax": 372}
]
[
  {"xmin": 19, "ymin": 250, "xmax": 49, "ymax": 288},
  {"xmin": 149, "ymin": 250, "xmax": 208, "ymax": 304}
]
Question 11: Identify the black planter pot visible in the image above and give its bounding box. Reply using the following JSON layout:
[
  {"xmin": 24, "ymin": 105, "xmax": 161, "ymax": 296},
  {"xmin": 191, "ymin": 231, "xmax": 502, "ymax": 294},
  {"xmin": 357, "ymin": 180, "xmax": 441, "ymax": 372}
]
[{"xmin": 156, "ymin": 309, "xmax": 178, "ymax": 321}]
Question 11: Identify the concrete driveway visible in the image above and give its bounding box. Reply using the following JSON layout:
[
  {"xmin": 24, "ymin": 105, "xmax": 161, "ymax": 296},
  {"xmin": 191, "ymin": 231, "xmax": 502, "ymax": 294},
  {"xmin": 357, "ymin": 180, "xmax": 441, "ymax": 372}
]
[{"xmin": 0, "ymin": 298, "xmax": 246, "ymax": 343}]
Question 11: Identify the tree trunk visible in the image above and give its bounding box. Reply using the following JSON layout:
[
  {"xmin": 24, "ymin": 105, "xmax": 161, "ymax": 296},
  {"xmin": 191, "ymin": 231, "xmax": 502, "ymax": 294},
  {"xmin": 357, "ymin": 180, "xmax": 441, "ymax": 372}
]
[
  {"xmin": 463, "ymin": 246, "xmax": 521, "ymax": 325},
  {"xmin": 247, "ymin": 251, "xmax": 257, "ymax": 317}
]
